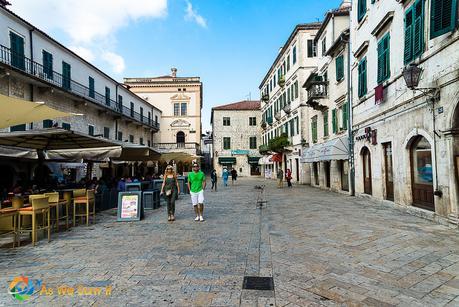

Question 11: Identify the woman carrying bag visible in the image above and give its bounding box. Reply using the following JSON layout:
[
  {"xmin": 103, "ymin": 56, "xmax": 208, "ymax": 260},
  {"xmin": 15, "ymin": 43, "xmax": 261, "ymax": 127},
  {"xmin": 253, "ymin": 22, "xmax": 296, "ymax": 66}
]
[{"xmin": 160, "ymin": 165, "xmax": 180, "ymax": 221}]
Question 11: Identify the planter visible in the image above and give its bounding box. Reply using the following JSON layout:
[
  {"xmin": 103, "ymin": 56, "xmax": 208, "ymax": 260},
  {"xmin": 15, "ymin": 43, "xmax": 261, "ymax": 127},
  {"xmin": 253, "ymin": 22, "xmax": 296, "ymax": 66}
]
[
  {"xmin": 261, "ymin": 94, "xmax": 269, "ymax": 102},
  {"xmin": 283, "ymin": 104, "xmax": 291, "ymax": 114},
  {"xmin": 274, "ymin": 112, "xmax": 282, "ymax": 121},
  {"xmin": 278, "ymin": 76, "xmax": 285, "ymax": 88}
]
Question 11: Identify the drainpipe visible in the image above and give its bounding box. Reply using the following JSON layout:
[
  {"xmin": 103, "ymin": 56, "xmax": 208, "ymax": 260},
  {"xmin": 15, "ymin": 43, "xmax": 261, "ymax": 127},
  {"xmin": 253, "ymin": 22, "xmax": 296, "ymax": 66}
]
[
  {"xmin": 29, "ymin": 28, "xmax": 34, "ymax": 102},
  {"xmin": 115, "ymin": 84, "xmax": 119, "ymax": 137},
  {"xmin": 431, "ymin": 91, "xmax": 442, "ymax": 198},
  {"xmin": 346, "ymin": 17, "xmax": 355, "ymax": 196}
]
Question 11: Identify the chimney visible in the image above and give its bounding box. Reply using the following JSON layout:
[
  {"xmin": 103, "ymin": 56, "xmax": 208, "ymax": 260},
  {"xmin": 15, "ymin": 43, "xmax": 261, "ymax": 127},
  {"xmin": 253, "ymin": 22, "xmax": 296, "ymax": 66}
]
[{"xmin": 171, "ymin": 68, "xmax": 177, "ymax": 78}]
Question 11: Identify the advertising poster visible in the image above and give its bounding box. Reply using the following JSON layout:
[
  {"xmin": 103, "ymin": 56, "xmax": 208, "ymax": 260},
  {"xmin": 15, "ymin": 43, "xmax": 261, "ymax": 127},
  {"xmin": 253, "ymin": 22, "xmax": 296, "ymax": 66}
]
[{"xmin": 120, "ymin": 195, "xmax": 138, "ymax": 218}]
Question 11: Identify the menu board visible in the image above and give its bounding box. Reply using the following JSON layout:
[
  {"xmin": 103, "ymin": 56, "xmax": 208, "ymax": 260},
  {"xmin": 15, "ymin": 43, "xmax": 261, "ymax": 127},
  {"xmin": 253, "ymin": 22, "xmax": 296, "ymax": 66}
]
[{"xmin": 117, "ymin": 191, "xmax": 142, "ymax": 221}]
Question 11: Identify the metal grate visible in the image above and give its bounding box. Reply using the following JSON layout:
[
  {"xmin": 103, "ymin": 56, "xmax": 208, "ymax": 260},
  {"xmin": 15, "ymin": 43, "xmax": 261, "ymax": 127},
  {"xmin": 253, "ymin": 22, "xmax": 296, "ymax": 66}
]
[{"xmin": 242, "ymin": 276, "xmax": 274, "ymax": 290}]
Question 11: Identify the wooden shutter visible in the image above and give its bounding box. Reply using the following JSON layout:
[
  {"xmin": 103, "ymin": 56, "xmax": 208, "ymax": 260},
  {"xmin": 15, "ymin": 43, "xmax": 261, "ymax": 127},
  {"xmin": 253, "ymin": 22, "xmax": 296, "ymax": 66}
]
[
  {"xmin": 358, "ymin": 58, "xmax": 367, "ymax": 97},
  {"xmin": 336, "ymin": 55, "xmax": 344, "ymax": 81},
  {"xmin": 413, "ymin": 0, "xmax": 424, "ymax": 57},
  {"xmin": 358, "ymin": 0, "xmax": 367, "ymax": 22},
  {"xmin": 431, "ymin": 0, "xmax": 457, "ymax": 38},
  {"xmin": 404, "ymin": 7, "xmax": 414, "ymax": 64},
  {"xmin": 10, "ymin": 32, "xmax": 25, "ymax": 70},
  {"xmin": 332, "ymin": 109, "xmax": 337, "ymax": 133},
  {"xmin": 342, "ymin": 103, "xmax": 348, "ymax": 131}
]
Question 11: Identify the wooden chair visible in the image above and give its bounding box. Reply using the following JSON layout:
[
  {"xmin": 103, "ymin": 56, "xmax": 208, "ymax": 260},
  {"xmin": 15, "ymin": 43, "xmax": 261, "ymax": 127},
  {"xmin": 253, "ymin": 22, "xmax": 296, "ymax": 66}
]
[
  {"xmin": 44, "ymin": 192, "xmax": 69, "ymax": 232},
  {"xmin": 73, "ymin": 189, "xmax": 95, "ymax": 226},
  {"xmin": 17, "ymin": 196, "xmax": 51, "ymax": 246},
  {"xmin": 0, "ymin": 209, "xmax": 18, "ymax": 247}
]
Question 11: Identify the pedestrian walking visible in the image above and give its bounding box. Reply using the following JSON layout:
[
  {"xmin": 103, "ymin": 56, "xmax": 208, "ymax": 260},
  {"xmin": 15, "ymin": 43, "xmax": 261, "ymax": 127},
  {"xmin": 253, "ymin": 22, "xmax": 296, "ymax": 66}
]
[
  {"xmin": 160, "ymin": 165, "xmax": 180, "ymax": 221},
  {"xmin": 231, "ymin": 168, "xmax": 238, "ymax": 185},
  {"xmin": 187, "ymin": 163, "xmax": 206, "ymax": 222},
  {"xmin": 222, "ymin": 168, "xmax": 229, "ymax": 186},
  {"xmin": 286, "ymin": 168, "xmax": 292, "ymax": 188},
  {"xmin": 210, "ymin": 169, "xmax": 217, "ymax": 192},
  {"xmin": 277, "ymin": 168, "xmax": 284, "ymax": 188}
]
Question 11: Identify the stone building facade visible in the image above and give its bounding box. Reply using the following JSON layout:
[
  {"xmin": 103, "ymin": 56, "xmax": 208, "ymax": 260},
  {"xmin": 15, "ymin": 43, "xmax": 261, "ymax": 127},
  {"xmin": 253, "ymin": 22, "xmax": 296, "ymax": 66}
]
[
  {"xmin": 0, "ymin": 5, "xmax": 161, "ymax": 187},
  {"xmin": 259, "ymin": 23, "xmax": 321, "ymax": 184},
  {"xmin": 124, "ymin": 69, "xmax": 202, "ymax": 174},
  {"xmin": 302, "ymin": 3, "xmax": 351, "ymax": 194},
  {"xmin": 211, "ymin": 101, "xmax": 261, "ymax": 177},
  {"xmin": 351, "ymin": 0, "xmax": 459, "ymax": 221}
]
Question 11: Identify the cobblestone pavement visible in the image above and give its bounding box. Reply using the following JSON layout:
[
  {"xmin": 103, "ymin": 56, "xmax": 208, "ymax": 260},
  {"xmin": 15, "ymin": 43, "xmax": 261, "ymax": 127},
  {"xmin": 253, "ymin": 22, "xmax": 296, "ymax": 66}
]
[{"xmin": 1, "ymin": 178, "xmax": 459, "ymax": 306}]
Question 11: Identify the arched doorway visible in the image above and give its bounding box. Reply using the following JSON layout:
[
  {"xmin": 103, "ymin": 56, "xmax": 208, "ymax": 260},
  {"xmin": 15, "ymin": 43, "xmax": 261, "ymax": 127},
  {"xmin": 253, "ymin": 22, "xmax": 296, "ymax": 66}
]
[
  {"xmin": 176, "ymin": 131, "xmax": 185, "ymax": 148},
  {"xmin": 410, "ymin": 136, "xmax": 434, "ymax": 211},
  {"xmin": 361, "ymin": 147, "xmax": 372, "ymax": 195}
]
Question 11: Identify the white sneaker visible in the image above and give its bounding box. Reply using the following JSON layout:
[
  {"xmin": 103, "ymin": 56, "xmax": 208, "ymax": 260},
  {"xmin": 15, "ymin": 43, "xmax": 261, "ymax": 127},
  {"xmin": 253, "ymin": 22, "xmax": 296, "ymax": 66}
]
[
  {"xmin": 199, "ymin": 216, "xmax": 204, "ymax": 222},
  {"xmin": 195, "ymin": 216, "xmax": 200, "ymax": 221}
]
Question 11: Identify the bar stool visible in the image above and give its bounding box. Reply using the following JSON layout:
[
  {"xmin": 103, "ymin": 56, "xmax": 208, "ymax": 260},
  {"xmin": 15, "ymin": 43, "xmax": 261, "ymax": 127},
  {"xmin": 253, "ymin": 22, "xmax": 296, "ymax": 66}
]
[
  {"xmin": 44, "ymin": 192, "xmax": 69, "ymax": 232},
  {"xmin": 73, "ymin": 190, "xmax": 95, "ymax": 226},
  {"xmin": 17, "ymin": 196, "xmax": 51, "ymax": 246}
]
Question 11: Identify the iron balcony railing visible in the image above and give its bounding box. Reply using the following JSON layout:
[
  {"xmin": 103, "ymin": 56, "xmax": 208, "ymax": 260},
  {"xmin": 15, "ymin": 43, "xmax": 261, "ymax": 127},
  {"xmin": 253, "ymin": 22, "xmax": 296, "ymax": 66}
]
[
  {"xmin": 0, "ymin": 45, "xmax": 159, "ymax": 130},
  {"xmin": 306, "ymin": 81, "xmax": 328, "ymax": 100}
]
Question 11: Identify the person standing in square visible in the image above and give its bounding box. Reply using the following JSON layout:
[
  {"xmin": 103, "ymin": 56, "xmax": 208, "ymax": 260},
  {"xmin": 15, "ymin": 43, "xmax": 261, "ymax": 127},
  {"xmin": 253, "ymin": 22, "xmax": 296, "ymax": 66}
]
[{"xmin": 187, "ymin": 163, "xmax": 206, "ymax": 221}]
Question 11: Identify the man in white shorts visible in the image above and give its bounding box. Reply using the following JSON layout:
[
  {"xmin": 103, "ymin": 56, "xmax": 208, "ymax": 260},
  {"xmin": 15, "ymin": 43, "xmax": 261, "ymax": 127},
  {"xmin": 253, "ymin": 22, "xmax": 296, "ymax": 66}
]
[{"xmin": 187, "ymin": 163, "xmax": 206, "ymax": 221}]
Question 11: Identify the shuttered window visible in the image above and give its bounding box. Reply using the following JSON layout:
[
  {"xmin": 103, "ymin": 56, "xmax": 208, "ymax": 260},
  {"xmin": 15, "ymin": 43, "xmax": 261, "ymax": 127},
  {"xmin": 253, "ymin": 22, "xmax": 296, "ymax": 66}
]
[
  {"xmin": 105, "ymin": 87, "xmax": 110, "ymax": 105},
  {"xmin": 223, "ymin": 137, "xmax": 231, "ymax": 150},
  {"xmin": 342, "ymin": 103, "xmax": 348, "ymax": 131},
  {"xmin": 358, "ymin": 0, "xmax": 367, "ymax": 22},
  {"xmin": 249, "ymin": 137, "xmax": 257, "ymax": 149},
  {"xmin": 43, "ymin": 119, "xmax": 53, "ymax": 128},
  {"xmin": 42, "ymin": 50, "xmax": 53, "ymax": 79},
  {"xmin": 336, "ymin": 55, "xmax": 344, "ymax": 81},
  {"xmin": 358, "ymin": 57, "xmax": 367, "ymax": 97},
  {"xmin": 62, "ymin": 61, "xmax": 71, "ymax": 90},
  {"xmin": 323, "ymin": 110, "xmax": 329, "ymax": 137},
  {"xmin": 405, "ymin": 0, "xmax": 425, "ymax": 64},
  {"xmin": 311, "ymin": 116, "xmax": 318, "ymax": 143},
  {"xmin": 332, "ymin": 109, "xmax": 337, "ymax": 134},
  {"xmin": 88, "ymin": 76, "xmax": 95, "ymax": 98},
  {"xmin": 377, "ymin": 33, "xmax": 390, "ymax": 84},
  {"xmin": 431, "ymin": 0, "xmax": 457, "ymax": 38},
  {"xmin": 10, "ymin": 32, "xmax": 25, "ymax": 70}
]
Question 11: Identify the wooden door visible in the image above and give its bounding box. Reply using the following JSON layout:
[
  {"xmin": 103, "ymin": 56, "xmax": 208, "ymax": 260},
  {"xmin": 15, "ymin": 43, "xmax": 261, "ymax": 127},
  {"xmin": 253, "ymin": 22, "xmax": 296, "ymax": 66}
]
[
  {"xmin": 383, "ymin": 143, "xmax": 394, "ymax": 201},
  {"xmin": 324, "ymin": 161, "xmax": 331, "ymax": 188},
  {"xmin": 411, "ymin": 136, "xmax": 434, "ymax": 211},
  {"xmin": 362, "ymin": 147, "xmax": 372, "ymax": 195}
]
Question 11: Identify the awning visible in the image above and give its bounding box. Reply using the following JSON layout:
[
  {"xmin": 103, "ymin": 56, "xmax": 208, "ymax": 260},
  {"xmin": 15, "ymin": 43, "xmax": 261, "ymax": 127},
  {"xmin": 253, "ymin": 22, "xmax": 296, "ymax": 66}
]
[
  {"xmin": 159, "ymin": 152, "xmax": 201, "ymax": 162},
  {"xmin": 0, "ymin": 128, "xmax": 119, "ymax": 150},
  {"xmin": 0, "ymin": 145, "xmax": 38, "ymax": 159},
  {"xmin": 218, "ymin": 157, "xmax": 236, "ymax": 164},
  {"xmin": 0, "ymin": 93, "xmax": 75, "ymax": 129},
  {"xmin": 114, "ymin": 144, "xmax": 160, "ymax": 161},
  {"xmin": 248, "ymin": 156, "xmax": 261, "ymax": 164},
  {"xmin": 258, "ymin": 155, "xmax": 273, "ymax": 165},
  {"xmin": 271, "ymin": 153, "xmax": 283, "ymax": 162},
  {"xmin": 301, "ymin": 136, "xmax": 349, "ymax": 163},
  {"xmin": 45, "ymin": 146, "xmax": 122, "ymax": 162}
]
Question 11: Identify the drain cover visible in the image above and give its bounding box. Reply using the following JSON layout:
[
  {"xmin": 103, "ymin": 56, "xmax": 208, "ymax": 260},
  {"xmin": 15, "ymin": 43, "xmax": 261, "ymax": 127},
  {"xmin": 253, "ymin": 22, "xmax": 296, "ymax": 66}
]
[{"xmin": 242, "ymin": 276, "xmax": 274, "ymax": 290}]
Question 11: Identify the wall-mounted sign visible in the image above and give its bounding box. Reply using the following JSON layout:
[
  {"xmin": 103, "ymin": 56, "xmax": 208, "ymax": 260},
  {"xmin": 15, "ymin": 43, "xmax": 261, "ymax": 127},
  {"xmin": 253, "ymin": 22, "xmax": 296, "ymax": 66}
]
[
  {"xmin": 231, "ymin": 150, "xmax": 250, "ymax": 155},
  {"xmin": 355, "ymin": 127, "xmax": 377, "ymax": 145},
  {"xmin": 117, "ymin": 191, "xmax": 142, "ymax": 221}
]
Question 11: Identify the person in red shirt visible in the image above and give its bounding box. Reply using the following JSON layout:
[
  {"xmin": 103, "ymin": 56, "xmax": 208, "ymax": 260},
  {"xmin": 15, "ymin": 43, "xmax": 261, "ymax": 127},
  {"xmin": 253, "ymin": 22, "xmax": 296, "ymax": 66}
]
[{"xmin": 286, "ymin": 169, "xmax": 292, "ymax": 188}]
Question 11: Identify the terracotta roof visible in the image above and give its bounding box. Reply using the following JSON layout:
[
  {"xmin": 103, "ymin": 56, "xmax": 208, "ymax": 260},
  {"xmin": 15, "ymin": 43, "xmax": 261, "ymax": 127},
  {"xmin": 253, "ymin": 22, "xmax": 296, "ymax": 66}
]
[{"xmin": 212, "ymin": 100, "xmax": 261, "ymax": 111}]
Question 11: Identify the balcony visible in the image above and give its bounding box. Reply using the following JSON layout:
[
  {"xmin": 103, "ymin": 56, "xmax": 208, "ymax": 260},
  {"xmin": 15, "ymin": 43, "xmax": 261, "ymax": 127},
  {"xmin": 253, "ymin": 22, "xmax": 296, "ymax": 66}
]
[
  {"xmin": 274, "ymin": 111, "xmax": 282, "ymax": 121},
  {"xmin": 304, "ymin": 74, "xmax": 328, "ymax": 112},
  {"xmin": 152, "ymin": 142, "xmax": 201, "ymax": 155},
  {"xmin": 0, "ymin": 45, "xmax": 159, "ymax": 131}
]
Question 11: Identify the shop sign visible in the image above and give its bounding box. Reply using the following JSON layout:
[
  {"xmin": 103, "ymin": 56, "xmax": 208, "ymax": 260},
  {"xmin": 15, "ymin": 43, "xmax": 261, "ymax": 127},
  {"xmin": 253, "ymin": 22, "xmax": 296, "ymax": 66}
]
[
  {"xmin": 231, "ymin": 149, "xmax": 249, "ymax": 155},
  {"xmin": 355, "ymin": 127, "xmax": 377, "ymax": 145}
]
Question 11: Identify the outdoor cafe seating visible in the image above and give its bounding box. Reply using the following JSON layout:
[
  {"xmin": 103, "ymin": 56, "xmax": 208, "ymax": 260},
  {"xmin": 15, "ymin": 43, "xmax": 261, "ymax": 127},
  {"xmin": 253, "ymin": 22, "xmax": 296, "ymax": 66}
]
[{"xmin": 17, "ymin": 196, "xmax": 51, "ymax": 246}]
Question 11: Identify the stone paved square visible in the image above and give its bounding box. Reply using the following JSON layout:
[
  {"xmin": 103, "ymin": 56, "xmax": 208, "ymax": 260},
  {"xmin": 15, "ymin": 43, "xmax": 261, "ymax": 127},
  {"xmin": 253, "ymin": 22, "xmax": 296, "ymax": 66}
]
[{"xmin": 1, "ymin": 178, "xmax": 459, "ymax": 306}]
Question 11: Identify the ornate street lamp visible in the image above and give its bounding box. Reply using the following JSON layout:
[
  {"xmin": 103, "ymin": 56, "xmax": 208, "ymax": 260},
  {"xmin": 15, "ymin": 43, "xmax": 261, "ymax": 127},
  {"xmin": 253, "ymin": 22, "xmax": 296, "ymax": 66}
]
[{"xmin": 403, "ymin": 63, "xmax": 423, "ymax": 90}]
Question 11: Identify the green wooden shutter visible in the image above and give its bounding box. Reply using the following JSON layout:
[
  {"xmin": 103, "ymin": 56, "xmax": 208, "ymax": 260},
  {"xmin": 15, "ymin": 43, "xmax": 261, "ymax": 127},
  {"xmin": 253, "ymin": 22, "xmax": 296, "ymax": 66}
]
[
  {"xmin": 336, "ymin": 55, "xmax": 344, "ymax": 81},
  {"xmin": 404, "ymin": 7, "xmax": 414, "ymax": 64},
  {"xmin": 89, "ymin": 76, "xmax": 95, "ymax": 98},
  {"xmin": 377, "ymin": 34, "xmax": 390, "ymax": 84},
  {"xmin": 323, "ymin": 110, "xmax": 329, "ymax": 137},
  {"xmin": 105, "ymin": 87, "xmax": 110, "ymax": 105},
  {"xmin": 362, "ymin": 58, "xmax": 367, "ymax": 96},
  {"xmin": 431, "ymin": 0, "xmax": 457, "ymax": 38},
  {"xmin": 10, "ymin": 32, "xmax": 25, "ymax": 70},
  {"xmin": 342, "ymin": 103, "xmax": 348, "ymax": 131},
  {"xmin": 377, "ymin": 40, "xmax": 383, "ymax": 83},
  {"xmin": 62, "ymin": 62, "xmax": 71, "ymax": 90},
  {"xmin": 358, "ymin": 0, "xmax": 367, "ymax": 22},
  {"xmin": 332, "ymin": 109, "xmax": 337, "ymax": 133},
  {"xmin": 413, "ymin": 0, "xmax": 425, "ymax": 57}
]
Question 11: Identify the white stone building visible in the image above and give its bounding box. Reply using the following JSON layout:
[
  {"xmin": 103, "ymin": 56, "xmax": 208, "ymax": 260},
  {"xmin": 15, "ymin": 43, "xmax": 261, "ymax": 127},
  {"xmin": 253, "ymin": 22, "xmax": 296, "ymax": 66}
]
[
  {"xmin": 0, "ymin": 3, "xmax": 161, "ymax": 187},
  {"xmin": 259, "ymin": 23, "xmax": 321, "ymax": 183},
  {"xmin": 351, "ymin": 0, "xmax": 459, "ymax": 221},
  {"xmin": 211, "ymin": 101, "xmax": 261, "ymax": 177},
  {"xmin": 124, "ymin": 69, "xmax": 202, "ymax": 174},
  {"xmin": 302, "ymin": 3, "xmax": 351, "ymax": 193}
]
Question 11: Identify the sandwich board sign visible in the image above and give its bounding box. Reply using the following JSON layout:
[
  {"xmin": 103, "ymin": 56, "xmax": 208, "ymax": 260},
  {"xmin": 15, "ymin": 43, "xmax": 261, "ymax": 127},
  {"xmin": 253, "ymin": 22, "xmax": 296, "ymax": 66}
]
[{"xmin": 117, "ymin": 191, "xmax": 142, "ymax": 221}]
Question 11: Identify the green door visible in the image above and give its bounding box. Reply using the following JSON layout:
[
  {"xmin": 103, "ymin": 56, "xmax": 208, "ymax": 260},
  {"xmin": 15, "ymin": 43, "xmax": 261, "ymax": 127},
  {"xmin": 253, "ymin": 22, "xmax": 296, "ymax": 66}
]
[{"xmin": 10, "ymin": 32, "xmax": 25, "ymax": 70}]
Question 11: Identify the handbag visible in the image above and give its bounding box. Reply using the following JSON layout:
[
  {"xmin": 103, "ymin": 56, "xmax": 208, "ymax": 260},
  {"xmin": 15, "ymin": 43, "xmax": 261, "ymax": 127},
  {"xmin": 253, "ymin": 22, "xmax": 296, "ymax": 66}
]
[{"xmin": 165, "ymin": 189, "xmax": 172, "ymax": 196}]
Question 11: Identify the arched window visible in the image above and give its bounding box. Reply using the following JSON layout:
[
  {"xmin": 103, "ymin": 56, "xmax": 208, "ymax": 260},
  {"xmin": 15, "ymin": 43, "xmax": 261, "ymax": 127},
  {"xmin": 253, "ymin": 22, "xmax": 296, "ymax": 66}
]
[{"xmin": 176, "ymin": 131, "xmax": 185, "ymax": 148}]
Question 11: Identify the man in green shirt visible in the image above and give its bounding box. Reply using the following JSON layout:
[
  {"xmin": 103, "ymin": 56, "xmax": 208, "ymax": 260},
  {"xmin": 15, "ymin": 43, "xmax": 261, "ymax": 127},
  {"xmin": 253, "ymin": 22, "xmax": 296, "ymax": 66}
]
[{"xmin": 188, "ymin": 163, "xmax": 206, "ymax": 221}]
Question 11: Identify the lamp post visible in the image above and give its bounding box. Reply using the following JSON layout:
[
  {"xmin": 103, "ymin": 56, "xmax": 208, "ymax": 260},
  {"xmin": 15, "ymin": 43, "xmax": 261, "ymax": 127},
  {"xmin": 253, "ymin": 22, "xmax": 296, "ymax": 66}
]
[{"xmin": 403, "ymin": 63, "xmax": 442, "ymax": 197}]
